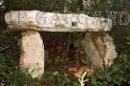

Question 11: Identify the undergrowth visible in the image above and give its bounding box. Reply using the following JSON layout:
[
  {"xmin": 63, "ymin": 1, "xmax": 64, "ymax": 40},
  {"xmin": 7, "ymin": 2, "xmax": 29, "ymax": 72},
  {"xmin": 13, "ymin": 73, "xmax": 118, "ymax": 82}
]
[
  {"xmin": 0, "ymin": 52, "xmax": 80, "ymax": 86},
  {"xmin": 92, "ymin": 52, "xmax": 130, "ymax": 86}
]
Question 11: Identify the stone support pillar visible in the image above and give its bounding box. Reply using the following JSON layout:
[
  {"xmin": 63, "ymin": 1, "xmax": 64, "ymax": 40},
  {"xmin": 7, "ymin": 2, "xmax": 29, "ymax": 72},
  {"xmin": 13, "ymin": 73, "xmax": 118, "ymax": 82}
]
[{"xmin": 20, "ymin": 31, "xmax": 44, "ymax": 78}]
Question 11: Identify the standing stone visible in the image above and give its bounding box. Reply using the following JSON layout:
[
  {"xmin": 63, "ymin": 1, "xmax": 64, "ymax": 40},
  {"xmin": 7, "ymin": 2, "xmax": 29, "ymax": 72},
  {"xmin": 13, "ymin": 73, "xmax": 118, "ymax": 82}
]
[
  {"xmin": 104, "ymin": 34, "xmax": 118, "ymax": 66},
  {"xmin": 20, "ymin": 31, "xmax": 44, "ymax": 78},
  {"xmin": 82, "ymin": 33, "xmax": 117, "ymax": 68}
]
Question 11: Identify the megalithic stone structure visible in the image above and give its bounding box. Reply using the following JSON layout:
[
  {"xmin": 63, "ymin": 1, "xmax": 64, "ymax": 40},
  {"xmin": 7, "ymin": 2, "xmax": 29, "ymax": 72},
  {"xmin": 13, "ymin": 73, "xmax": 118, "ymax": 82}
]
[{"xmin": 5, "ymin": 10, "xmax": 117, "ymax": 78}]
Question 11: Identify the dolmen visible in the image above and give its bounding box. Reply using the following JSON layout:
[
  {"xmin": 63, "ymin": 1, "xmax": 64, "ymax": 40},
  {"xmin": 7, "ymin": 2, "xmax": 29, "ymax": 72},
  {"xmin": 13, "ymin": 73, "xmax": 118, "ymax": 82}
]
[{"xmin": 5, "ymin": 10, "xmax": 117, "ymax": 78}]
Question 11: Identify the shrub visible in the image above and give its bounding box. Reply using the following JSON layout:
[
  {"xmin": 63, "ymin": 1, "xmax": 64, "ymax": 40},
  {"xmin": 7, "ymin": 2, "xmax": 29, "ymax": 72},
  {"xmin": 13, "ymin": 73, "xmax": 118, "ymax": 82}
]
[{"xmin": 92, "ymin": 52, "xmax": 130, "ymax": 86}]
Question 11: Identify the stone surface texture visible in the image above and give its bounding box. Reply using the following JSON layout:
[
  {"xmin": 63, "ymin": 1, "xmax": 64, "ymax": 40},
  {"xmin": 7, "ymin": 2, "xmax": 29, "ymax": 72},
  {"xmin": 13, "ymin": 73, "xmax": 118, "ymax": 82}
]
[
  {"xmin": 5, "ymin": 10, "xmax": 112, "ymax": 32},
  {"xmin": 20, "ymin": 31, "xmax": 44, "ymax": 78},
  {"xmin": 82, "ymin": 33, "xmax": 117, "ymax": 68}
]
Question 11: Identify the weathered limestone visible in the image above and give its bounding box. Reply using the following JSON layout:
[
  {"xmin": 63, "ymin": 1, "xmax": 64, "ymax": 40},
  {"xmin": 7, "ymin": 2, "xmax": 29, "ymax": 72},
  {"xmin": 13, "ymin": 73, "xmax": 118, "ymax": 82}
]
[
  {"xmin": 5, "ymin": 10, "xmax": 112, "ymax": 32},
  {"xmin": 81, "ymin": 33, "xmax": 117, "ymax": 68},
  {"xmin": 5, "ymin": 10, "xmax": 117, "ymax": 78},
  {"xmin": 20, "ymin": 31, "xmax": 44, "ymax": 78}
]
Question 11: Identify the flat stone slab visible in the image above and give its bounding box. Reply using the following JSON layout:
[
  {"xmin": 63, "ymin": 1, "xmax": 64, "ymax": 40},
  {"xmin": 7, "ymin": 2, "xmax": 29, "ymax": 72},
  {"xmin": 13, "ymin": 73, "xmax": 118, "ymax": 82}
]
[{"xmin": 5, "ymin": 10, "xmax": 112, "ymax": 32}]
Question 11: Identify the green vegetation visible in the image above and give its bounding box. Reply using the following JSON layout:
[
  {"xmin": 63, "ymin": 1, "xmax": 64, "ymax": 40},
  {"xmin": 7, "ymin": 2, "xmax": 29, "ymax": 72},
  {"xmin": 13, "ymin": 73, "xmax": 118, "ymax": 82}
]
[
  {"xmin": 8, "ymin": 0, "xmax": 81, "ymax": 12},
  {"xmin": 0, "ymin": 0, "xmax": 130, "ymax": 86},
  {"xmin": 0, "ymin": 51, "xmax": 80, "ymax": 86},
  {"xmin": 92, "ymin": 52, "xmax": 130, "ymax": 86},
  {"xmin": 1, "ymin": 47, "xmax": 130, "ymax": 86}
]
